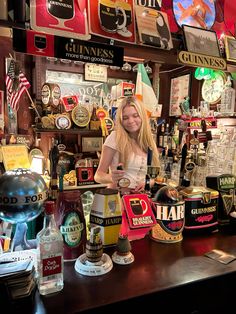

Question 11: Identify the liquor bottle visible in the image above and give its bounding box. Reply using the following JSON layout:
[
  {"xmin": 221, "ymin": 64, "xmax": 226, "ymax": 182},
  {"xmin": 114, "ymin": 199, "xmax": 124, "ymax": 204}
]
[
  {"xmin": 163, "ymin": 123, "xmax": 169, "ymax": 148},
  {"xmin": 158, "ymin": 123, "xmax": 165, "ymax": 147},
  {"xmin": 55, "ymin": 190, "xmax": 87, "ymax": 261},
  {"xmin": 221, "ymin": 76, "xmax": 235, "ymax": 114},
  {"xmin": 89, "ymin": 104, "xmax": 100, "ymax": 130},
  {"xmin": 49, "ymin": 138, "xmax": 59, "ymax": 201},
  {"xmin": 37, "ymin": 201, "xmax": 64, "ymax": 295}
]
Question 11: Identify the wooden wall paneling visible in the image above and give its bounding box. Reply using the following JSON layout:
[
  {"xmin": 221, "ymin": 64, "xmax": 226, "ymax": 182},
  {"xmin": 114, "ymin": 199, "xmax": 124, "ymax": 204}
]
[
  {"xmin": 0, "ymin": 32, "xmax": 13, "ymax": 134},
  {"xmin": 152, "ymin": 62, "xmax": 161, "ymax": 103},
  {"xmin": 159, "ymin": 70, "xmax": 171, "ymax": 121},
  {"xmin": 15, "ymin": 52, "xmax": 34, "ymax": 135}
]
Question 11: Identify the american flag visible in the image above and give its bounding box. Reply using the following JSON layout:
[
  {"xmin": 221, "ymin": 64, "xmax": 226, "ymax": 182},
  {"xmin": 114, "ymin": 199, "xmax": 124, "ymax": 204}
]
[{"xmin": 5, "ymin": 59, "xmax": 31, "ymax": 112}]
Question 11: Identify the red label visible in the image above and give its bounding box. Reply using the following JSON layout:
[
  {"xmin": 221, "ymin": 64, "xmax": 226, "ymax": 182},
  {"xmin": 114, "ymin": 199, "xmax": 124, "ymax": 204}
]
[
  {"xmin": 27, "ymin": 29, "xmax": 54, "ymax": 57},
  {"xmin": 42, "ymin": 256, "xmax": 62, "ymax": 277},
  {"xmin": 76, "ymin": 167, "xmax": 94, "ymax": 183}
]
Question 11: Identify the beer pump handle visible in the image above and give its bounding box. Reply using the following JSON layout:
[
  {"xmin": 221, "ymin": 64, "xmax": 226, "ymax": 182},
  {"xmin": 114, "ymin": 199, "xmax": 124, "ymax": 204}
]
[{"xmin": 147, "ymin": 147, "xmax": 153, "ymax": 166}]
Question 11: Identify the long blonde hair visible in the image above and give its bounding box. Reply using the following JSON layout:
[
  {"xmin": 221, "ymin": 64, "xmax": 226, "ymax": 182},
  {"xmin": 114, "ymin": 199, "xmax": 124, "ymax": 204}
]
[{"xmin": 114, "ymin": 96, "xmax": 159, "ymax": 168}]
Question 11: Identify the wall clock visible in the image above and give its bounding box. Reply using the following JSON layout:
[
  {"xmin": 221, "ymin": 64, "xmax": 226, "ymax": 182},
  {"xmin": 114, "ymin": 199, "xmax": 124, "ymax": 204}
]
[{"xmin": 201, "ymin": 71, "xmax": 226, "ymax": 104}]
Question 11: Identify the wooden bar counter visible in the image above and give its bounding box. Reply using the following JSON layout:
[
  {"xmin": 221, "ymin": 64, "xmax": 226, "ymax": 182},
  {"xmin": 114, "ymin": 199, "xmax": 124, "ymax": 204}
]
[{"xmin": 33, "ymin": 231, "xmax": 236, "ymax": 314}]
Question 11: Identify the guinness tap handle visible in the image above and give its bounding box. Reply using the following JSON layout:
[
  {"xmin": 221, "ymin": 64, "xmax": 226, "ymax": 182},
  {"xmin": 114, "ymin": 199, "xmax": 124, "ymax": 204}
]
[{"xmin": 49, "ymin": 138, "xmax": 59, "ymax": 180}]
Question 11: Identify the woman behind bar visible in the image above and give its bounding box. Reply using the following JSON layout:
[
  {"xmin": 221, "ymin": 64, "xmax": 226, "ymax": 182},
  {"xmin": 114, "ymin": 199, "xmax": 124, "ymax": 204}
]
[{"xmin": 94, "ymin": 96, "xmax": 160, "ymax": 193}]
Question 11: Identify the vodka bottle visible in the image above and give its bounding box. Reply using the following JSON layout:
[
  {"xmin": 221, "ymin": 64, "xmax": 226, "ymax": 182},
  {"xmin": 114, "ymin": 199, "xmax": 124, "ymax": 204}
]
[{"xmin": 37, "ymin": 201, "xmax": 64, "ymax": 295}]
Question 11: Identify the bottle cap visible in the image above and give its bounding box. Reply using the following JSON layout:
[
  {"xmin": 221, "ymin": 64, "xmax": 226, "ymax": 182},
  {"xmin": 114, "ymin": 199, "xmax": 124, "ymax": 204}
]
[{"xmin": 44, "ymin": 201, "xmax": 55, "ymax": 215}]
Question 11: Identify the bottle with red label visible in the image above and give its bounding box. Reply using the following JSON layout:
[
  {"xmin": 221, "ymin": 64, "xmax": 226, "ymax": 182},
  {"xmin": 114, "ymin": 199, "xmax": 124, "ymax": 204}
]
[
  {"xmin": 55, "ymin": 190, "xmax": 87, "ymax": 261},
  {"xmin": 37, "ymin": 201, "xmax": 64, "ymax": 295}
]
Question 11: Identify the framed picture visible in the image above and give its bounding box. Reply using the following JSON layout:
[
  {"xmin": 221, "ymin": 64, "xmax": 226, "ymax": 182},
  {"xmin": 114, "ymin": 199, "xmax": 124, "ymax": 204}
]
[
  {"xmin": 225, "ymin": 36, "xmax": 236, "ymax": 62},
  {"xmin": 182, "ymin": 25, "xmax": 220, "ymax": 57},
  {"xmin": 82, "ymin": 137, "xmax": 103, "ymax": 153},
  {"xmin": 169, "ymin": 74, "xmax": 191, "ymax": 116},
  {"xmin": 1, "ymin": 144, "xmax": 30, "ymax": 171},
  {"xmin": 135, "ymin": 5, "xmax": 173, "ymax": 50}
]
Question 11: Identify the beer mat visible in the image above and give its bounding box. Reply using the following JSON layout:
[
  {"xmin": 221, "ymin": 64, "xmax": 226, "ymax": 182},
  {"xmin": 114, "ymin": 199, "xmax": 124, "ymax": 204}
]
[{"xmin": 204, "ymin": 249, "xmax": 236, "ymax": 264}]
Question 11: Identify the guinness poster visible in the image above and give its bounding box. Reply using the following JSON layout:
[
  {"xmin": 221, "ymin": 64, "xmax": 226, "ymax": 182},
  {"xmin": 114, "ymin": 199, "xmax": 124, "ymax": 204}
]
[
  {"xmin": 13, "ymin": 28, "xmax": 124, "ymax": 67},
  {"xmin": 88, "ymin": 0, "xmax": 136, "ymax": 44},
  {"xmin": 30, "ymin": 0, "xmax": 90, "ymax": 40},
  {"xmin": 135, "ymin": 5, "xmax": 173, "ymax": 50}
]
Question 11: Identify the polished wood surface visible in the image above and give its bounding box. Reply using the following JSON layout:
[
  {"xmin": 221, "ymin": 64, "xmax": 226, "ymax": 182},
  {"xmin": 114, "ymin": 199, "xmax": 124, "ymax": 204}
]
[{"xmin": 33, "ymin": 231, "xmax": 236, "ymax": 314}]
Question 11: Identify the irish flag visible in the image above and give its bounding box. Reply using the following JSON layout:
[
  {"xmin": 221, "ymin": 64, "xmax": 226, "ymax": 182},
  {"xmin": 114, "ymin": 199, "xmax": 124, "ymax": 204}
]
[{"xmin": 135, "ymin": 63, "xmax": 158, "ymax": 115}]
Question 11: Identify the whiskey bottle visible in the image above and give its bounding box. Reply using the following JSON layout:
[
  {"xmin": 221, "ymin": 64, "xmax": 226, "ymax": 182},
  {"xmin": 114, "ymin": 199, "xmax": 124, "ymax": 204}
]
[
  {"xmin": 158, "ymin": 123, "xmax": 165, "ymax": 147},
  {"xmin": 89, "ymin": 104, "xmax": 101, "ymax": 130}
]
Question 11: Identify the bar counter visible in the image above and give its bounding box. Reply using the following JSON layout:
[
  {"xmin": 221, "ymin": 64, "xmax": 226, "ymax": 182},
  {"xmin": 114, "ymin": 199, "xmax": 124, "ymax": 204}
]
[{"xmin": 34, "ymin": 231, "xmax": 236, "ymax": 314}]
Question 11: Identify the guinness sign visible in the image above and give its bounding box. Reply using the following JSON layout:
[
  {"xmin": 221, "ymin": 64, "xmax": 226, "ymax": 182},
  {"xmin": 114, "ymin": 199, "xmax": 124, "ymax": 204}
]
[
  {"xmin": 178, "ymin": 51, "xmax": 227, "ymax": 70},
  {"xmin": 13, "ymin": 28, "xmax": 124, "ymax": 67}
]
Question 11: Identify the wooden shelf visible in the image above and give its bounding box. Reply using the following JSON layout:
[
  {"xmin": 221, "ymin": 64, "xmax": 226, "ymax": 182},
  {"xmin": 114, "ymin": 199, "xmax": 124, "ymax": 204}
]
[
  {"xmin": 34, "ymin": 128, "xmax": 102, "ymax": 135},
  {"xmin": 64, "ymin": 183, "xmax": 107, "ymax": 190}
]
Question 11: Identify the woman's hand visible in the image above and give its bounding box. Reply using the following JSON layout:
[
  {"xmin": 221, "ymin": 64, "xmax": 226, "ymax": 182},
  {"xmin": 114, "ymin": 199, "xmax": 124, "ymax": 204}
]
[
  {"xmin": 131, "ymin": 182, "xmax": 145, "ymax": 193},
  {"xmin": 111, "ymin": 169, "xmax": 125, "ymax": 185}
]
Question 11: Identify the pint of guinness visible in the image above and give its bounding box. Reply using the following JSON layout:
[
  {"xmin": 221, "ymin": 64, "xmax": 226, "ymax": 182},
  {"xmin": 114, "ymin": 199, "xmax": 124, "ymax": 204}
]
[{"xmin": 98, "ymin": 0, "xmax": 118, "ymax": 33}]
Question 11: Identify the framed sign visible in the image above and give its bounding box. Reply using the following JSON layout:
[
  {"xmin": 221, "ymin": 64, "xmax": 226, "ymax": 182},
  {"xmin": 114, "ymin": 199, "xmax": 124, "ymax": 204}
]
[
  {"xmin": 1, "ymin": 144, "xmax": 30, "ymax": 171},
  {"xmin": 225, "ymin": 36, "xmax": 236, "ymax": 62},
  {"xmin": 85, "ymin": 64, "xmax": 108, "ymax": 82},
  {"xmin": 88, "ymin": 0, "xmax": 136, "ymax": 44},
  {"xmin": 169, "ymin": 74, "xmax": 191, "ymax": 116},
  {"xmin": 81, "ymin": 137, "xmax": 103, "ymax": 153},
  {"xmin": 135, "ymin": 5, "xmax": 173, "ymax": 50},
  {"xmin": 183, "ymin": 25, "xmax": 220, "ymax": 57}
]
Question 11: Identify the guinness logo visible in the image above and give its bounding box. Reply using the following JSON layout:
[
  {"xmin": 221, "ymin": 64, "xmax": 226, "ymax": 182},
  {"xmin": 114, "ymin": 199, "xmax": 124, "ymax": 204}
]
[
  {"xmin": 201, "ymin": 192, "xmax": 211, "ymax": 204},
  {"xmin": 178, "ymin": 51, "xmax": 227, "ymax": 70}
]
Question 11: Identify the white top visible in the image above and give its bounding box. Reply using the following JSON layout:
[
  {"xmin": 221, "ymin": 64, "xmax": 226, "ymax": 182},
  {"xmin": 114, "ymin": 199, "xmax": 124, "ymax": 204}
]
[{"xmin": 104, "ymin": 131, "xmax": 147, "ymax": 189}]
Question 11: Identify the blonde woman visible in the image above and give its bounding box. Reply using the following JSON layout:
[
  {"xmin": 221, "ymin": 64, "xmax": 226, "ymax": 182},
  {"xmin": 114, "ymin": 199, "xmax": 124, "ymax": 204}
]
[{"xmin": 94, "ymin": 96, "xmax": 160, "ymax": 193}]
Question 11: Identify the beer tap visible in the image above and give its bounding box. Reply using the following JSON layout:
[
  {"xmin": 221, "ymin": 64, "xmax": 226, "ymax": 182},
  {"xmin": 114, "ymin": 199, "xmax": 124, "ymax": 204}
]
[{"xmin": 145, "ymin": 147, "xmax": 159, "ymax": 197}]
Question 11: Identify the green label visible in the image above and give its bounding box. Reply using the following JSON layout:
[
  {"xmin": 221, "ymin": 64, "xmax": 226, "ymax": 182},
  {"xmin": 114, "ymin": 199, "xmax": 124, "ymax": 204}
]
[
  {"xmin": 218, "ymin": 175, "xmax": 236, "ymax": 190},
  {"xmin": 60, "ymin": 212, "xmax": 84, "ymax": 247}
]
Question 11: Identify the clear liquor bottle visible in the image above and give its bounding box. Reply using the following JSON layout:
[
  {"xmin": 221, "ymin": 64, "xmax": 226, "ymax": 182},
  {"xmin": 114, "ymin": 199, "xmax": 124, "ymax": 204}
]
[{"xmin": 37, "ymin": 201, "xmax": 64, "ymax": 295}]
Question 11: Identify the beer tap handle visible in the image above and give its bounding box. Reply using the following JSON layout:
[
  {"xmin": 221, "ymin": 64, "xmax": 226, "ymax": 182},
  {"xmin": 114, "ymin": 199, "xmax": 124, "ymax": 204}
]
[{"xmin": 147, "ymin": 147, "xmax": 153, "ymax": 166}]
